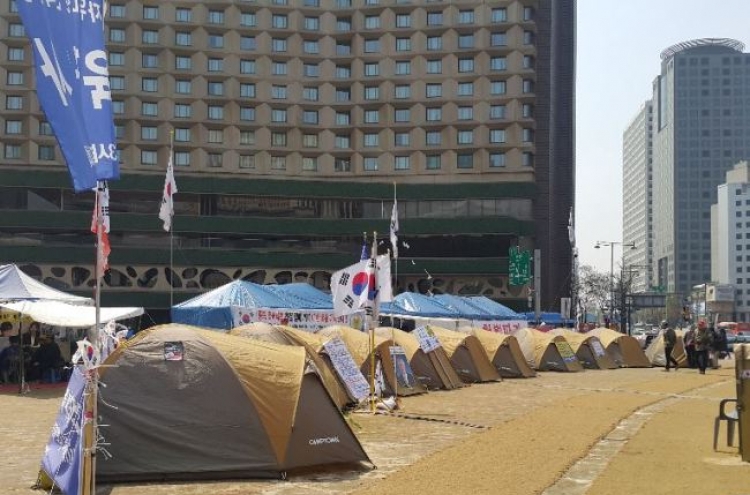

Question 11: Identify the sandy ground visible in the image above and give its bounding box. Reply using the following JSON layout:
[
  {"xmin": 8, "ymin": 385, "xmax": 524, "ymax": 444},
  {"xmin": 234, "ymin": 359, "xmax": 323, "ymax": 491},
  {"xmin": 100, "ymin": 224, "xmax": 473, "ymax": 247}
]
[{"xmin": 2, "ymin": 362, "xmax": 748, "ymax": 495}]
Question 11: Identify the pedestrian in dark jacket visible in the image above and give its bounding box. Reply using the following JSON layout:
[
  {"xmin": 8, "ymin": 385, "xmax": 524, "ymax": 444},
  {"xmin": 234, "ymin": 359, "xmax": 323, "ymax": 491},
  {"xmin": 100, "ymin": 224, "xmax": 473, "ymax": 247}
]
[
  {"xmin": 694, "ymin": 320, "xmax": 712, "ymax": 375},
  {"xmin": 661, "ymin": 320, "xmax": 678, "ymax": 372}
]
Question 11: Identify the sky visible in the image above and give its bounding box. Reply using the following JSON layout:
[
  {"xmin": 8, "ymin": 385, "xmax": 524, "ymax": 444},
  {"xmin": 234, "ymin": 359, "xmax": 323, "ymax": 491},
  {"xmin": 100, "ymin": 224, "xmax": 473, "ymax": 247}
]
[{"xmin": 575, "ymin": 0, "xmax": 750, "ymax": 273}]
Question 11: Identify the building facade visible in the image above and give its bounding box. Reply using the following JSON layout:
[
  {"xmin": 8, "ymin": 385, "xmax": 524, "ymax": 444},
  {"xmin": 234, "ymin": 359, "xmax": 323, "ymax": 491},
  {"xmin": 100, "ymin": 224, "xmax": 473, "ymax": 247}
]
[
  {"xmin": 644, "ymin": 38, "xmax": 750, "ymax": 297},
  {"xmin": 622, "ymin": 101, "xmax": 653, "ymax": 293},
  {"xmin": 0, "ymin": 0, "xmax": 575, "ymax": 316}
]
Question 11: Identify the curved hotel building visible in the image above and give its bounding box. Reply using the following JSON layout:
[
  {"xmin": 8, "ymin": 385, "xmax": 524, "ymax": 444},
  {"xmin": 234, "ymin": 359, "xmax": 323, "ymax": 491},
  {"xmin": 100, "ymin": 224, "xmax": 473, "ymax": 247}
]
[{"xmin": 0, "ymin": 0, "xmax": 575, "ymax": 316}]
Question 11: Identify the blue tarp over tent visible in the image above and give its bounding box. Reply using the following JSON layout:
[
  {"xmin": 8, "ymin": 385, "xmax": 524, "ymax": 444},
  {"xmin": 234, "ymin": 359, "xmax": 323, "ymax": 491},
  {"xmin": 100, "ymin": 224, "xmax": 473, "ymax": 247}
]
[
  {"xmin": 264, "ymin": 283, "xmax": 333, "ymax": 310},
  {"xmin": 386, "ymin": 292, "xmax": 462, "ymax": 318},
  {"xmin": 522, "ymin": 311, "xmax": 573, "ymax": 326},
  {"xmin": 465, "ymin": 296, "xmax": 522, "ymax": 320},
  {"xmin": 433, "ymin": 294, "xmax": 491, "ymax": 320}
]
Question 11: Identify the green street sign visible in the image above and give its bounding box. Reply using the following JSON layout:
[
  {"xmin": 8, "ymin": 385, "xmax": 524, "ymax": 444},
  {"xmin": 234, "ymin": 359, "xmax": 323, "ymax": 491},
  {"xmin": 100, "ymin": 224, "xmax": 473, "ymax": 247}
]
[{"xmin": 509, "ymin": 246, "xmax": 531, "ymax": 286}]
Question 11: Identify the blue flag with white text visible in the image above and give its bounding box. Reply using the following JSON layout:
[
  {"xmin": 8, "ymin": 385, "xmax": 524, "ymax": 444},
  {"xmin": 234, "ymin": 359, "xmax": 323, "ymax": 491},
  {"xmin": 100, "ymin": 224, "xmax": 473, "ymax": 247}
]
[{"xmin": 17, "ymin": 0, "xmax": 119, "ymax": 192}]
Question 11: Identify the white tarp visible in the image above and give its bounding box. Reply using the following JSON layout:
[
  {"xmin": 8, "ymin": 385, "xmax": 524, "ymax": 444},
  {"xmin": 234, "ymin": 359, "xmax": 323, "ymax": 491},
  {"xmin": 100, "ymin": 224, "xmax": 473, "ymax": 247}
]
[{"xmin": 1, "ymin": 300, "xmax": 143, "ymax": 328}]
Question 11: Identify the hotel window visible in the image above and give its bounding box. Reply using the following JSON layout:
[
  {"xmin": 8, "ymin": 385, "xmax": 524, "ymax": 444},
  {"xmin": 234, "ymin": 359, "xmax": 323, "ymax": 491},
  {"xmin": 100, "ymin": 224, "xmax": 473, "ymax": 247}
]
[
  {"xmin": 272, "ymin": 85, "xmax": 287, "ymax": 99},
  {"xmin": 5, "ymin": 120, "xmax": 21, "ymax": 134},
  {"xmin": 174, "ymin": 128, "xmax": 191, "ymax": 142},
  {"xmin": 208, "ymin": 58, "xmax": 223, "ymax": 72},
  {"xmin": 396, "ymin": 14, "xmax": 411, "ymax": 27},
  {"xmin": 523, "ymin": 31, "xmax": 535, "ymax": 45},
  {"xmin": 302, "ymin": 157, "xmax": 318, "ymax": 171},
  {"xmin": 458, "ymin": 34, "xmax": 474, "ymax": 49},
  {"xmin": 141, "ymin": 150, "xmax": 157, "ymax": 165},
  {"xmin": 208, "ymin": 10, "xmax": 224, "ymax": 24},
  {"xmin": 457, "ymin": 130, "xmax": 473, "ymax": 144},
  {"xmin": 458, "ymin": 58, "xmax": 474, "ymax": 73},
  {"xmin": 142, "ymin": 30, "xmax": 158, "ymax": 44},
  {"xmin": 4, "ymin": 144, "xmax": 21, "ymax": 159},
  {"xmin": 364, "ymin": 133, "xmax": 379, "ymax": 147},
  {"xmin": 395, "ymin": 61, "xmax": 411, "ymax": 75},
  {"xmin": 396, "ymin": 38, "xmax": 411, "ymax": 52},
  {"xmin": 490, "ymin": 80, "xmax": 507, "ymax": 95},
  {"xmin": 272, "ymin": 109, "xmax": 287, "ymax": 123},
  {"xmin": 490, "ymin": 105, "xmax": 506, "ymax": 119},
  {"xmin": 457, "ymin": 82, "xmax": 473, "ymax": 96},
  {"xmin": 491, "ymin": 32, "xmax": 507, "ymax": 46},
  {"xmin": 364, "ymin": 110, "xmax": 379, "ymax": 124},
  {"xmin": 208, "ymin": 34, "xmax": 224, "ymax": 49},
  {"xmin": 335, "ymin": 157, "xmax": 351, "ymax": 172},
  {"xmin": 427, "ymin": 12, "xmax": 442, "ymax": 26},
  {"xmin": 522, "ymin": 152, "xmax": 534, "ymax": 166},
  {"xmin": 273, "ymin": 0, "xmax": 288, "ymax": 5},
  {"xmin": 490, "ymin": 57, "xmax": 507, "ymax": 71},
  {"xmin": 364, "ymin": 15, "xmax": 380, "ymax": 29},
  {"xmin": 425, "ymin": 131, "xmax": 441, "ymax": 146},
  {"xmin": 395, "ymin": 109, "xmax": 410, "ymax": 122},
  {"xmin": 174, "ymin": 103, "xmax": 193, "ymax": 119},
  {"xmin": 303, "ymin": 87, "xmax": 319, "ymax": 101},
  {"xmin": 304, "ymin": 17, "xmax": 320, "ymax": 30},
  {"xmin": 141, "ymin": 102, "xmax": 158, "ymax": 116},
  {"xmin": 489, "ymin": 152, "xmax": 506, "ymax": 168},
  {"xmin": 303, "ymin": 40, "xmax": 319, "ymax": 54},
  {"xmin": 523, "ymin": 79, "xmax": 535, "ymax": 93},
  {"xmin": 426, "ymin": 59, "xmax": 442, "ymax": 74},
  {"xmin": 141, "ymin": 126, "xmax": 158, "ymax": 141},
  {"xmin": 363, "ymin": 157, "xmax": 378, "ymax": 171},
  {"xmin": 364, "ymin": 63, "xmax": 379, "ymax": 77},
  {"xmin": 240, "ymin": 13, "xmax": 256, "ymax": 27},
  {"xmin": 395, "ymin": 156, "xmax": 410, "ymax": 170},
  {"xmin": 8, "ymin": 47, "xmax": 24, "ymax": 61},
  {"xmin": 237, "ymin": 82, "xmax": 254, "ymax": 97},
  {"xmin": 394, "ymin": 85, "xmax": 411, "ymax": 99},
  {"xmin": 39, "ymin": 121, "xmax": 53, "ymax": 135},
  {"xmin": 303, "ymin": 134, "xmax": 319, "ymax": 147},
  {"xmin": 304, "ymin": 63, "xmax": 319, "ymax": 77},
  {"xmin": 109, "ymin": 28, "xmax": 125, "ymax": 42},
  {"xmin": 208, "ymin": 129, "xmax": 224, "ymax": 144},
  {"xmin": 395, "ymin": 132, "xmax": 410, "ymax": 146},
  {"xmin": 208, "ymin": 153, "xmax": 223, "ymax": 168},
  {"xmin": 523, "ymin": 7, "xmax": 535, "ymax": 20},
  {"xmin": 142, "ymin": 77, "xmax": 158, "ymax": 92},
  {"xmin": 38, "ymin": 145, "xmax": 55, "ymax": 161},
  {"xmin": 272, "ymin": 14, "xmax": 288, "ymax": 28},
  {"xmin": 175, "ymin": 8, "xmax": 191, "ymax": 22},
  {"xmin": 523, "ymin": 56, "xmax": 534, "ymax": 69},
  {"xmin": 305, "ymin": 0, "xmax": 320, "ymax": 7},
  {"xmin": 336, "ymin": 41, "xmax": 352, "ymax": 55},
  {"xmin": 110, "ymin": 5, "xmax": 126, "ymax": 17},
  {"xmin": 336, "ymin": 112, "xmax": 351, "ymax": 125},
  {"xmin": 364, "ymin": 86, "xmax": 380, "ymax": 100},
  {"xmin": 112, "ymin": 100, "xmax": 125, "ymax": 114},
  {"xmin": 143, "ymin": 5, "xmax": 159, "ymax": 19},
  {"xmin": 302, "ymin": 110, "xmax": 319, "ymax": 124},
  {"xmin": 491, "ymin": 8, "xmax": 507, "ymax": 22},
  {"xmin": 240, "ymin": 60, "xmax": 256, "ymax": 74},
  {"xmin": 457, "ymin": 153, "xmax": 473, "ymax": 168},
  {"xmin": 241, "ymin": 36, "xmax": 256, "ymax": 51},
  {"xmin": 175, "ymin": 80, "xmax": 191, "ymax": 94},
  {"xmin": 175, "ymin": 152, "xmax": 190, "ymax": 167},
  {"xmin": 489, "ymin": 129, "xmax": 506, "ymax": 143},
  {"xmin": 337, "ymin": 17, "xmax": 352, "ymax": 31},
  {"xmin": 175, "ymin": 32, "xmax": 191, "ymax": 46},
  {"xmin": 336, "ymin": 0, "xmax": 350, "ymax": 5},
  {"xmin": 175, "ymin": 56, "xmax": 192, "ymax": 70},
  {"xmin": 335, "ymin": 135, "xmax": 351, "ymax": 148},
  {"xmin": 522, "ymin": 128, "xmax": 534, "ymax": 142},
  {"xmin": 142, "ymin": 54, "xmax": 158, "ymax": 68},
  {"xmin": 272, "ymin": 38, "xmax": 287, "ymax": 52},
  {"xmin": 272, "ymin": 62, "xmax": 288, "ymax": 75},
  {"xmin": 207, "ymin": 81, "xmax": 224, "ymax": 96},
  {"xmin": 458, "ymin": 10, "xmax": 474, "ymax": 24},
  {"xmin": 336, "ymin": 87, "xmax": 351, "ymax": 101},
  {"xmin": 239, "ymin": 155, "xmax": 255, "ymax": 169},
  {"xmin": 426, "ymin": 107, "xmax": 442, "ymax": 121},
  {"xmin": 522, "ymin": 104, "xmax": 534, "ymax": 118},
  {"xmin": 458, "ymin": 107, "xmax": 474, "ymax": 120},
  {"xmin": 364, "ymin": 39, "xmax": 380, "ymax": 53},
  {"xmin": 114, "ymin": 125, "xmax": 124, "ymax": 139},
  {"xmin": 208, "ymin": 105, "xmax": 224, "ymax": 120},
  {"xmin": 6, "ymin": 96, "xmax": 23, "ymax": 110},
  {"xmin": 240, "ymin": 131, "xmax": 255, "ymax": 145},
  {"xmin": 240, "ymin": 107, "xmax": 255, "ymax": 121},
  {"xmin": 271, "ymin": 132, "xmax": 287, "ymax": 146},
  {"xmin": 426, "ymin": 36, "xmax": 442, "ymax": 51},
  {"xmin": 426, "ymin": 83, "xmax": 442, "ymax": 98},
  {"xmin": 426, "ymin": 155, "xmax": 441, "ymax": 170},
  {"xmin": 6, "ymin": 72, "xmax": 23, "ymax": 85}
]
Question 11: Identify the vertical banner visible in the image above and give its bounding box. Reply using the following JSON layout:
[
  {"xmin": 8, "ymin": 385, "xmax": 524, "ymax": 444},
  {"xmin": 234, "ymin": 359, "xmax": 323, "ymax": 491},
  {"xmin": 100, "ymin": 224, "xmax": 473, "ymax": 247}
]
[
  {"xmin": 17, "ymin": 0, "xmax": 119, "ymax": 192},
  {"xmin": 323, "ymin": 337, "xmax": 370, "ymax": 402}
]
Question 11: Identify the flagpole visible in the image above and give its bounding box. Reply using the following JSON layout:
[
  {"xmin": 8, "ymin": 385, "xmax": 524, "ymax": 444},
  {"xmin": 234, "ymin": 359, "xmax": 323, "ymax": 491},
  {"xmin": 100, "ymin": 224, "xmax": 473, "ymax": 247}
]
[
  {"xmin": 168, "ymin": 130, "xmax": 174, "ymax": 310},
  {"xmin": 90, "ymin": 181, "xmax": 104, "ymax": 495},
  {"xmin": 392, "ymin": 183, "xmax": 398, "ymax": 295},
  {"xmin": 368, "ymin": 231, "xmax": 378, "ymax": 413}
]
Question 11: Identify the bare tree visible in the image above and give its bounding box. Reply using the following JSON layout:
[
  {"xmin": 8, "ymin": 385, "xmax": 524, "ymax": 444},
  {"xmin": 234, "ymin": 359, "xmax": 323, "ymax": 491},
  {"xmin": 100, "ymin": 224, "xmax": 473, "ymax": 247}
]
[{"xmin": 576, "ymin": 265, "xmax": 609, "ymax": 322}]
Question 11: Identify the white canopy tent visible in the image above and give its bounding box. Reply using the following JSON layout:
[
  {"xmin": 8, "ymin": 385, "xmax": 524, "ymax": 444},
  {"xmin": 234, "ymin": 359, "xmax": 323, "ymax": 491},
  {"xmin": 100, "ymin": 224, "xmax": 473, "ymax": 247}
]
[{"xmin": 0, "ymin": 301, "xmax": 143, "ymax": 328}]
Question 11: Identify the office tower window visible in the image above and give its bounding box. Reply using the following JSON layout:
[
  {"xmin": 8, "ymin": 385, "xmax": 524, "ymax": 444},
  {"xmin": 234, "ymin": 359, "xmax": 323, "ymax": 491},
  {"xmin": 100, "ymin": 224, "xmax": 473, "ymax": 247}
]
[
  {"xmin": 142, "ymin": 77, "xmax": 158, "ymax": 92},
  {"xmin": 143, "ymin": 6, "xmax": 159, "ymax": 20},
  {"xmin": 396, "ymin": 37, "xmax": 411, "ymax": 52},
  {"xmin": 109, "ymin": 28, "xmax": 125, "ymax": 42},
  {"xmin": 142, "ymin": 30, "xmax": 158, "ymax": 44},
  {"xmin": 208, "ymin": 58, "xmax": 223, "ymax": 72},
  {"xmin": 141, "ymin": 150, "xmax": 157, "ymax": 165},
  {"xmin": 271, "ymin": 109, "xmax": 287, "ymax": 122},
  {"xmin": 489, "ymin": 152, "xmax": 506, "ymax": 168},
  {"xmin": 175, "ymin": 32, "xmax": 191, "ymax": 46},
  {"xmin": 490, "ymin": 129, "xmax": 506, "ymax": 143},
  {"xmin": 209, "ymin": 105, "xmax": 225, "ymax": 120},
  {"xmin": 302, "ymin": 157, "xmax": 318, "ymax": 171},
  {"xmin": 395, "ymin": 61, "xmax": 411, "ymax": 75},
  {"xmin": 141, "ymin": 102, "xmax": 158, "ymax": 116},
  {"xmin": 272, "ymin": 85, "xmax": 287, "ymax": 99},
  {"xmin": 426, "ymin": 59, "xmax": 442, "ymax": 74},
  {"xmin": 457, "ymin": 106, "xmax": 473, "ymax": 120},
  {"xmin": 241, "ymin": 36, "xmax": 256, "ymax": 51},
  {"xmin": 208, "ymin": 129, "xmax": 224, "ymax": 144},
  {"xmin": 5, "ymin": 120, "xmax": 21, "ymax": 134},
  {"xmin": 426, "ymin": 83, "xmax": 442, "ymax": 98},
  {"xmin": 458, "ymin": 58, "xmax": 474, "ymax": 73},
  {"xmin": 364, "ymin": 133, "xmax": 379, "ymax": 147},
  {"xmin": 141, "ymin": 126, "xmax": 158, "ymax": 141},
  {"xmin": 142, "ymin": 54, "xmax": 158, "ymax": 68},
  {"xmin": 208, "ymin": 34, "xmax": 224, "ymax": 49},
  {"xmin": 240, "ymin": 131, "xmax": 255, "ymax": 145},
  {"xmin": 395, "ymin": 132, "xmax": 410, "ymax": 146},
  {"xmin": 395, "ymin": 156, "xmax": 410, "ymax": 170},
  {"xmin": 335, "ymin": 157, "xmax": 351, "ymax": 172},
  {"xmin": 395, "ymin": 109, "xmax": 411, "ymax": 122},
  {"xmin": 271, "ymin": 132, "xmax": 287, "ymax": 146},
  {"xmin": 304, "ymin": 16, "xmax": 320, "ymax": 30},
  {"xmin": 175, "ymin": 151, "xmax": 190, "ymax": 167},
  {"xmin": 112, "ymin": 100, "xmax": 125, "ymax": 114},
  {"xmin": 208, "ymin": 10, "xmax": 224, "ymax": 24},
  {"xmin": 175, "ymin": 8, "xmax": 191, "ymax": 22},
  {"xmin": 240, "ymin": 13, "xmax": 256, "ymax": 27},
  {"xmin": 303, "ymin": 134, "xmax": 319, "ymax": 147},
  {"xmin": 457, "ymin": 130, "xmax": 473, "ymax": 144},
  {"xmin": 457, "ymin": 153, "xmax": 473, "ymax": 168},
  {"xmin": 208, "ymin": 152, "xmax": 223, "ymax": 168},
  {"xmin": 303, "ymin": 87, "xmax": 319, "ymax": 101},
  {"xmin": 207, "ymin": 81, "xmax": 224, "ymax": 96},
  {"xmin": 240, "ymin": 60, "xmax": 256, "ymax": 74},
  {"xmin": 426, "ymin": 107, "xmax": 442, "ymax": 121},
  {"xmin": 490, "ymin": 80, "xmax": 507, "ymax": 95},
  {"xmin": 303, "ymin": 110, "xmax": 319, "ymax": 124},
  {"xmin": 394, "ymin": 84, "xmax": 411, "ymax": 99},
  {"xmin": 490, "ymin": 105, "xmax": 506, "ymax": 119},
  {"xmin": 491, "ymin": 8, "xmax": 507, "ymax": 22},
  {"xmin": 426, "ymin": 131, "xmax": 441, "ymax": 145},
  {"xmin": 491, "ymin": 32, "xmax": 507, "ymax": 46},
  {"xmin": 426, "ymin": 155, "xmax": 441, "ymax": 170},
  {"xmin": 458, "ymin": 34, "xmax": 474, "ymax": 48},
  {"xmin": 7, "ymin": 47, "xmax": 24, "ymax": 61},
  {"xmin": 240, "ymin": 83, "xmax": 256, "ymax": 98},
  {"xmin": 174, "ymin": 128, "xmax": 191, "ymax": 142},
  {"xmin": 175, "ymin": 55, "xmax": 191, "ymax": 70},
  {"xmin": 363, "ymin": 157, "xmax": 378, "ymax": 171},
  {"xmin": 457, "ymin": 82, "xmax": 473, "ymax": 96},
  {"xmin": 426, "ymin": 36, "xmax": 442, "ymax": 51},
  {"xmin": 239, "ymin": 155, "xmax": 255, "ymax": 169},
  {"xmin": 175, "ymin": 80, "xmax": 192, "ymax": 94}
]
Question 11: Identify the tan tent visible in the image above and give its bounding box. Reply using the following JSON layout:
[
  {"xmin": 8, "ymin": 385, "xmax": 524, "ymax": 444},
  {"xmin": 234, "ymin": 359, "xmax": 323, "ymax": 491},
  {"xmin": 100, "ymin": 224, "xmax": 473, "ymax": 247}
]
[
  {"xmin": 318, "ymin": 325, "xmax": 426, "ymax": 397},
  {"xmin": 93, "ymin": 324, "xmax": 371, "ymax": 482},
  {"xmin": 427, "ymin": 326, "xmax": 501, "ymax": 383},
  {"xmin": 587, "ymin": 327, "xmax": 652, "ymax": 368},
  {"xmin": 513, "ymin": 328, "xmax": 583, "ymax": 372},
  {"xmin": 231, "ymin": 323, "xmax": 355, "ymax": 409},
  {"xmin": 375, "ymin": 327, "xmax": 465, "ymax": 390},
  {"xmin": 465, "ymin": 328, "xmax": 536, "ymax": 378},
  {"xmin": 645, "ymin": 329, "xmax": 688, "ymax": 368},
  {"xmin": 549, "ymin": 328, "xmax": 617, "ymax": 370}
]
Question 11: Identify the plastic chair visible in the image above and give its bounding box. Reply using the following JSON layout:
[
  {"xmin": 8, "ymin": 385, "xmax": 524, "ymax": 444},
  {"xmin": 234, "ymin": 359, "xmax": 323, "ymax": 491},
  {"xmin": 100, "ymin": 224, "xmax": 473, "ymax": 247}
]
[{"xmin": 713, "ymin": 398, "xmax": 739, "ymax": 451}]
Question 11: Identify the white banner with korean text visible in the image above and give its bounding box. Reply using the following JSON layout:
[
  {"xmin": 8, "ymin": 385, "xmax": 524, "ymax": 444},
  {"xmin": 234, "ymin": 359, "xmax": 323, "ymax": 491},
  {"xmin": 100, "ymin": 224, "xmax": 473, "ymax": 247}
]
[{"xmin": 231, "ymin": 306, "xmax": 354, "ymax": 331}]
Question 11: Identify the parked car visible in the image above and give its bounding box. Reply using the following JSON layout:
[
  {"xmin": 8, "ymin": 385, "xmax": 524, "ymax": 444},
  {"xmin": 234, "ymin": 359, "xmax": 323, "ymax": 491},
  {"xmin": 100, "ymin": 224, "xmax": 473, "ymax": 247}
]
[{"xmin": 727, "ymin": 332, "xmax": 750, "ymax": 352}]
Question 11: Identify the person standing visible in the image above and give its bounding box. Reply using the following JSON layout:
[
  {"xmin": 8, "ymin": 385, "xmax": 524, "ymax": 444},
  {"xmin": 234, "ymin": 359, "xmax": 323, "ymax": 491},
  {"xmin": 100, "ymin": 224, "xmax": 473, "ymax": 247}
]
[
  {"xmin": 694, "ymin": 320, "xmax": 711, "ymax": 375},
  {"xmin": 661, "ymin": 320, "xmax": 678, "ymax": 372},
  {"xmin": 683, "ymin": 325, "xmax": 697, "ymax": 368}
]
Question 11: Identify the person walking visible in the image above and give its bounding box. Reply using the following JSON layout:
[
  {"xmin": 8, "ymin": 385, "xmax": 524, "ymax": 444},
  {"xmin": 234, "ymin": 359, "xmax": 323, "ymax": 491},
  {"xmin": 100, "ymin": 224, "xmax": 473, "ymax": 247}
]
[
  {"xmin": 683, "ymin": 325, "xmax": 697, "ymax": 368},
  {"xmin": 694, "ymin": 320, "xmax": 712, "ymax": 375},
  {"xmin": 661, "ymin": 320, "xmax": 678, "ymax": 372}
]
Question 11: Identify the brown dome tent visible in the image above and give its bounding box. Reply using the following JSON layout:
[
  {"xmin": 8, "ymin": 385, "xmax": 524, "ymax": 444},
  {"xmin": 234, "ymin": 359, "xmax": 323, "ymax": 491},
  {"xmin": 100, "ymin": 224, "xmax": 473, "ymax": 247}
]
[
  {"xmin": 549, "ymin": 328, "xmax": 617, "ymax": 370},
  {"xmin": 375, "ymin": 327, "xmax": 465, "ymax": 390},
  {"xmin": 93, "ymin": 324, "xmax": 371, "ymax": 482},
  {"xmin": 318, "ymin": 325, "xmax": 426, "ymax": 397},
  {"xmin": 513, "ymin": 328, "xmax": 583, "ymax": 372},
  {"xmin": 428, "ymin": 326, "xmax": 501, "ymax": 383},
  {"xmin": 587, "ymin": 327, "xmax": 652, "ymax": 368},
  {"xmin": 465, "ymin": 327, "xmax": 536, "ymax": 378},
  {"xmin": 231, "ymin": 322, "xmax": 356, "ymax": 409}
]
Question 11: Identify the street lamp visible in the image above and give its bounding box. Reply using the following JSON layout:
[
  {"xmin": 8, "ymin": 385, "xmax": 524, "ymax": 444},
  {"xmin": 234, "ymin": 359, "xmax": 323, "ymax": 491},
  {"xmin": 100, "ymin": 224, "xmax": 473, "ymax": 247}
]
[{"xmin": 595, "ymin": 240, "xmax": 636, "ymax": 328}]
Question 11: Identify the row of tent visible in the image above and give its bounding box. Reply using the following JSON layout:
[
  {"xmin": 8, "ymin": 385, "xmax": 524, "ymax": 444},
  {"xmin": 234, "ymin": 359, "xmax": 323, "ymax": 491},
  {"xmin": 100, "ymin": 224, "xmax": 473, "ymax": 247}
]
[{"xmin": 42, "ymin": 322, "xmax": 655, "ymax": 487}]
